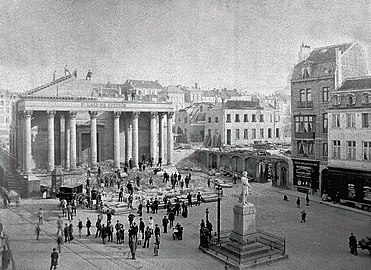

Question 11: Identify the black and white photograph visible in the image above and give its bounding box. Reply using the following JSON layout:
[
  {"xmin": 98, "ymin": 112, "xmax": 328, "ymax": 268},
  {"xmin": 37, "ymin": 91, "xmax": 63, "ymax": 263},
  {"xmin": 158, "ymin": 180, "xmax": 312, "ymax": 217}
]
[{"xmin": 0, "ymin": 0, "xmax": 370, "ymax": 269}]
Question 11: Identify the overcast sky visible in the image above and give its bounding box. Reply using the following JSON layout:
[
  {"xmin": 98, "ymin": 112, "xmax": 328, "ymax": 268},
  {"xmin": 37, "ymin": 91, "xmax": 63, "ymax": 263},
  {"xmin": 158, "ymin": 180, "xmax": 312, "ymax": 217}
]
[{"xmin": 0, "ymin": 0, "xmax": 370, "ymax": 93}]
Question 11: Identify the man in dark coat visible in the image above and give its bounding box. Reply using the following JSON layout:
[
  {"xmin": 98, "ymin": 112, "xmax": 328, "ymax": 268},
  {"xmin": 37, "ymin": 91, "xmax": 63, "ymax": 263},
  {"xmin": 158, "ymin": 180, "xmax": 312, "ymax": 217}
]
[
  {"xmin": 154, "ymin": 224, "xmax": 161, "ymax": 247},
  {"xmin": 101, "ymin": 224, "xmax": 107, "ymax": 244},
  {"xmin": 50, "ymin": 248, "xmax": 59, "ymax": 270},
  {"xmin": 86, "ymin": 217, "xmax": 91, "ymax": 236},
  {"xmin": 168, "ymin": 209, "xmax": 175, "ymax": 228},
  {"xmin": 162, "ymin": 216, "xmax": 169, "ymax": 233},
  {"xmin": 187, "ymin": 193, "xmax": 193, "ymax": 207},
  {"xmin": 143, "ymin": 227, "xmax": 151, "ymax": 248},
  {"xmin": 64, "ymin": 223, "xmax": 70, "ymax": 243},
  {"xmin": 95, "ymin": 217, "xmax": 102, "ymax": 238},
  {"xmin": 349, "ymin": 233, "xmax": 358, "ymax": 255},
  {"xmin": 139, "ymin": 218, "xmax": 145, "ymax": 239},
  {"xmin": 128, "ymin": 212, "xmax": 135, "ymax": 227}
]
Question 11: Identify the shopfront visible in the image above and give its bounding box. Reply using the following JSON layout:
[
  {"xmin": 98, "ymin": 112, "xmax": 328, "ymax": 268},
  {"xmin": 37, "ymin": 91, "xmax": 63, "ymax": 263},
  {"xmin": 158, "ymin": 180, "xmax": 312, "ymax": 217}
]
[
  {"xmin": 292, "ymin": 159, "xmax": 319, "ymax": 193},
  {"xmin": 327, "ymin": 167, "xmax": 371, "ymax": 203}
]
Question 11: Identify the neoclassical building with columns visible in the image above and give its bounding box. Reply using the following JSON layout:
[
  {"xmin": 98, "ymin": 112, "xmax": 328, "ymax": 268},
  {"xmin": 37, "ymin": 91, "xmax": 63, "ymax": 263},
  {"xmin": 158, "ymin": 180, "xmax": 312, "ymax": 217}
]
[{"xmin": 10, "ymin": 75, "xmax": 174, "ymax": 182}]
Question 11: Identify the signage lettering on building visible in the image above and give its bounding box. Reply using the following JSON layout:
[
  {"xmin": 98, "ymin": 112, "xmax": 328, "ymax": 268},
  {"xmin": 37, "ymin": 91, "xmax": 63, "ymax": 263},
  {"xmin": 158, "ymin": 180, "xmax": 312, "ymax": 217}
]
[
  {"xmin": 293, "ymin": 159, "xmax": 319, "ymax": 188},
  {"xmin": 81, "ymin": 102, "xmax": 127, "ymax": 108}
]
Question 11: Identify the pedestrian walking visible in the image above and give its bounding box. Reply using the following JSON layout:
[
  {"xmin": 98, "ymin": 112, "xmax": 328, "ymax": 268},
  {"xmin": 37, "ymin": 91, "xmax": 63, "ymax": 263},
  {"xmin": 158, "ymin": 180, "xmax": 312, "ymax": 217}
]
[
  {"xmin": 187, "ymin": 193, "xmax": 193, "ymax": 207},
  {"xmin": 64, "ymin": 223, "xmax": 70, "ymax": 243},
  {"xmin": 38, "ymin": 208, "xmax": 44, "ymax": 224},
  {"xmin": 301, "ymin": 210, "xmax": 306, "ymax": 223},
  {"xmin": 95, "ymin": 216, "xmax": 102, "ymax": 238},
  {"xmin": 148, "ymin": 217, "xmax": 154, "ymax": 234},
  {"xmin": 154, "ymin": 240, "xmax": 159, "ymax": 256},
  {"xmin": 69, "ymin": 221, "xmax": 74, "ymax": 241},
  {"xmin": 296, "ymin": 197, "xmax": 301, "ymax": 208},
  {"xmin": 128, "ymin": 212, "xmax": 135, "ymax": 227},
  {"xmin": 86, "ymin": 217, "xmax": 91, "ymax": 236},
  {"xmin": 57, "ymin": 233, "xmax": 63, "ymax": 254},
  {"xmin": 154, "ymin": 224, "xmax": 160, "ymax": 245},
  {"xmin": 129, "ymin": 236, "xmax": 137, "ymax": 259},
  {"xmin": 1, "ymin": 245, "xmax": 10, "ymax": 270},
  {"xmin": 162, "ymin": 216, "xmax": 169, "ymax": 233},
  {"xmin": 168, "ymin": 210, "xmax": 175, "ymax": 228},
  {"xmin": 139, "ymin": 218, "xmax": 145, "ymax": 239},
  {"xmin": 36, "ymin": 223, "xmax": 41, "ymax": 240},
  {"xmin": 107, "ymin": 221, "xmax": 113, "ymax": 242},
  {"xmin": 349, "ymin": 233, "xmax": 358, "ymax": 255},
  {"xmin": 101, "ymin": 224, "xmax": 107, "ymax": 244},
  {"xmin": 143, "ymin": 227, "xmax": 151, "ymax": 248},
  {"xmin": 306, "ymin": 194, "xmax": 310, "ymax": 206},
  {"xmin": 50, "ymin": 248, "xmax": 59, "ymax": 270},
  {"xmin": 196, "ymin": 192, "xmax": 202, "ymax": 206},
  {"xmin": 137, "ymin": 201, "xmax": 143, "ymax": 217},
  {"xmin": 78, "ymin": 218, "xmax": 83, "ymax": 238},
  {"xmin": 56, "ymin": 215, "xmax": 63, "ymax": 235},
  {"xmin": 67, "ymin": 203, "xmax": 73, "ymax": 221}
]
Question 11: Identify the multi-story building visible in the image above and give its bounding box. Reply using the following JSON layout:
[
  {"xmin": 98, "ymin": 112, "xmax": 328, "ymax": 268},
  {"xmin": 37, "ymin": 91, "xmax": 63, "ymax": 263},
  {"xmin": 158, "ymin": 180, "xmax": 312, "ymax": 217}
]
[
  {"xmin": 182, "ymin": 83, "xmax": 203, "ymax": 105},
  {"xmin": 174, "ymin": 102, "xmax": 214, "ymax": 143},
  {"xmin": 158, "ymin": 85, "xmax": 185, "ymax": 111},
  {"xmin": 327, "ymin": 76, "xmax": 371, "ymax": 205},
  {"xmin": 291, "ymin": 42, "xmax": 368, "ymax": 194},
  {"xmin": 205, "ymin": 100, "xmax": 285, "ymax": 147},
  {"xmin": 122, "ymin": 79, "xmax": 163, "ymax": 100},
  {"xmin": 0, "ymin": 90, "xmax": 18, "ymax": 149}
]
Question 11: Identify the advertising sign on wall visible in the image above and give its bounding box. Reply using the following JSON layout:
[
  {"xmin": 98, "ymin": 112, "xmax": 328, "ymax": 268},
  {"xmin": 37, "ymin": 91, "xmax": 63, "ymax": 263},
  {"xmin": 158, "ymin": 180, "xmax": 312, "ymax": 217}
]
[{"xmin": 293, "ymin": 159, "xmax": 319, "ymax": 189}]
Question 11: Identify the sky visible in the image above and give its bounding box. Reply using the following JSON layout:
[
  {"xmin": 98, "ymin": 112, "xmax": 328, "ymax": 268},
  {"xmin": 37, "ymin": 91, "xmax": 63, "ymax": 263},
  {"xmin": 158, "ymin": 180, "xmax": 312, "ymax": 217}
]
[{"xmin": 0, "ymin": 0, "xmax": 370, "ymax": 93}]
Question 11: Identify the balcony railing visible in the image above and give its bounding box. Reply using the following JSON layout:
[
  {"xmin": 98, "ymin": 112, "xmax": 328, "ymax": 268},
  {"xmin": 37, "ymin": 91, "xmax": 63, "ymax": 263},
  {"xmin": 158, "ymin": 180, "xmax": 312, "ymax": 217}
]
[
  {"xmin": 297, "ymin": 101, "xmax": 313, "ymax": 108},
  {"xmin": 295, "ymin": 132, "xmax": 315, "ymax": 139}
]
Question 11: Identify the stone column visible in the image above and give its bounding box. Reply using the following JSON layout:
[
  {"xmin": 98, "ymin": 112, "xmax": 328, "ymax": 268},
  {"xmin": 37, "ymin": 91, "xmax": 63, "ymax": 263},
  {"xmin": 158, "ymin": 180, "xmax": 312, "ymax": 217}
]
[
  {"xmin": 158, "ymin": 113, "xmax": 165, "ymax": 165},
  {"xmin": 167, "ymin": 112, "xmax": 174, "ymax": 165},
  {"xmin": 150, "ymin": 112, "xmax": 158, "ymax": 163},
  {"xmin": 60, "ymin": 115, "xmax": 65, "ymax": 167},
  {"xmin": 132, "ymin": 112, "xmax": 139, "ymax": 168},
  {"xmin": 17, "ymin": 112, "xmax": 23, "ymax": 171},
  {"xmin": 69, "ymin": 111, "xmax": 77, "ymax": 170},
  {"xmin": 47, "ymin": 110, "xmax": 56, "ymax": 172},
  {"xmin": 65, "ymin": 116, "xmax": 70, "ymax": 171},
  {"xmin": 24, "ymin": 110, "xmax": 33, "ymax": 174},
  {"xmin": 125, "ymin": 115, "xmax": 133, "ymax": 161},
  {"xmin": 89, "ymin": 111, "xmax": 98, "ymax": 170},
  {"xmin": 113, "ymin": 111, "xmax": 121, "ymax": 170}
]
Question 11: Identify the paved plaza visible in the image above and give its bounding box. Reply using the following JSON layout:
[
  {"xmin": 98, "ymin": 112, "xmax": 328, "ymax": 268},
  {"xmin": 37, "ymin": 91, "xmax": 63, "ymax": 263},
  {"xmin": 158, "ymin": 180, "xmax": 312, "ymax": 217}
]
[{"xmin": 1, "ymin": 151, "xmax": 370, "ymax": 270}]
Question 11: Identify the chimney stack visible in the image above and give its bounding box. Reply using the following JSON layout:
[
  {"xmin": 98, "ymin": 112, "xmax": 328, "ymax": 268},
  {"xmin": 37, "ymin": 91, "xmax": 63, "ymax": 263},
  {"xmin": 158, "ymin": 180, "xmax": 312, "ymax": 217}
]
[
  {"xmin": 335, "ymin": 48, "xmax": 343, "ymax": 89},
  {"xmin": 298, "ymin": 42, "xmax": 311, "ymax": 63},
  {"xmin": 195, "ymin": 83, "xmax": 198, "ymax": 89}
]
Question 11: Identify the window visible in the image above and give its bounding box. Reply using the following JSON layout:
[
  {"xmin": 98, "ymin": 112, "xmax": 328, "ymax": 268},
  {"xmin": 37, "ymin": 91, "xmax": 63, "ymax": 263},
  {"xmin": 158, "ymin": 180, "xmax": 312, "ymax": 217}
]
[
  {"xmin": 260, "ymin": 128, "xmax": 264, "ymax": 138},
  {"xmin": 347, "ymin": 141, "xmax": 356, "ymax": 160},
  {"xmin": 235, "ymin": 114, "xmax": 240, "ymax": 122},
  {"xmin": 226, "ymin": 114, "xmax": 231, "ymax": 123},
  {"xmin": 346, "ymin": 113, "xmax": 355, "ymax": 128},
  {"xmin": 362, "ymin": 113, "xmax": 371, "ymax": 128},
  {"xmin": 300, "ymin": 89, "xmax": 312, "ymax": 102},
  {"xmin": 235, "ymin": 129, "xmax": 240, "ymax": 139},
  {"xmin": 294, "ymin": 116, "xmax": 315, "ymax": 133},
  {"xmin": 243, "ymin": 114, "xmax": 248, "ymax": 122},
  {"xmin": 259, "ymin": 114, "xmax": 264, "ymax": 122},
  {"xmin": 297, "ymin": 140, "xmax": 314, "ymax": 155},
  {"xmin": 252, "ymin": 114, "xmax": 256, "ymax": 122},
  {"xmin": 322, "ymin": 87, "xmax": 329, "ymax": 102},
  {"xmin": 332, "ymin": 95, "xmax": 340, "ymax": 106},
  {"xmin": 208, "ymin": 117, "xmax": 211, "ymax": 123},
  {"xmin": 215, "ymin": 117, "xmax": 219, "ymax": 123},
  {"xmin": 332, "ymin": 114, "xmax": 341, "ymax": 128},
  {"xmin": 270, "ymin": 114, "xmax": 273, "ymax": 122},
  {"xmin": 323, "ymin": 113, "xmax": 328, "ymax": 133},
  {"xmin": 243, "ymin": 129, "xmax": 248, "ymax": 139},
  {"xmin": 347, "ymin": 95, "xmax": 355, "ymax": 105},
  {"xmin": 252, "ymin": 129, "xmax": 256, "ymax": 139},
  {"xmin": 323, "ymin": 143, "xmax": 328, "ymax": 156},
  {"xmin": 363, "ymin": 141, "xmax": 371, "ymax": 160},
  {"xmin": 301, "ymin": 67, "xmax": 311, "ymax": 78},
  {"xmin": 333, "ymin": 140, "xmax": 341, "ymax": 159},
  {"xmin": 362, "ymin": 94, "xmax": 370, "ymax": 104},
  {"xmin": 268, "ymin": 128, "xmax": 272, "ymax": 138},
  {"xmin": 275, "ymin": 128, "xmax": 280, "ymax": 138}
]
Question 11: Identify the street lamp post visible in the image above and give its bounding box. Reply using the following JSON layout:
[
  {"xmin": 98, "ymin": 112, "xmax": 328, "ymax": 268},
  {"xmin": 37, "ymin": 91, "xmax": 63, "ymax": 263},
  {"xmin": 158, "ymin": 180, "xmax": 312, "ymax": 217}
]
[
  {"xmin": 216, "ymin": 184, "xmax": 222, "ymax": 243},
  {"xmin": 205, "ymin": 208, "xmax": 209, "ymax": 223}
]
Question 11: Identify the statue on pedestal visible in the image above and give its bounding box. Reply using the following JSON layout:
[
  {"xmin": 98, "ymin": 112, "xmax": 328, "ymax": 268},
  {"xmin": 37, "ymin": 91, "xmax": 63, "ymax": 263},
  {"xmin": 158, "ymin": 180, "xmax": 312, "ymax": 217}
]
[{"xmin": 240, "ymin": 171, "xmax": 251, "ymax": 204}]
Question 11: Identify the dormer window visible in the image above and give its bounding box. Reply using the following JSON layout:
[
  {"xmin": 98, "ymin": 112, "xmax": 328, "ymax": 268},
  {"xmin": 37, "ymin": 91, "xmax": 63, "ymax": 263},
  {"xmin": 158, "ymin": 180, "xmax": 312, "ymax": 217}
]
[
  {"xmin": 301, "ymin": 67, "xmax": 311, "ymax": 78},
  {"xmin": 332, "ymin": 95, "xmax": 340, "ymax": 106},
  {"xmin": 347, "ymin": 94, "xmax": 355, "ymax": 105}
]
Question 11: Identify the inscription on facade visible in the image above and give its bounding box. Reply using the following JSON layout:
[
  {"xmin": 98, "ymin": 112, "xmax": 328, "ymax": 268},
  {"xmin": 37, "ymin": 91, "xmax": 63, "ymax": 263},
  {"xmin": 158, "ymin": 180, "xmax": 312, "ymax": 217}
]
[{"xmin": 81, "ymin": 102, "xmax": 127, "ymax": 108}]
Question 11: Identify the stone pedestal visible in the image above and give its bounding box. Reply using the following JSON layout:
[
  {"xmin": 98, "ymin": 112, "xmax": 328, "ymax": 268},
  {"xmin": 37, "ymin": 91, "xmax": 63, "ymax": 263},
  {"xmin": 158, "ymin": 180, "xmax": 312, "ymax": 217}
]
[{"xmin": 229, "ymin": 202, "xmax": 259, "ymax": 245}]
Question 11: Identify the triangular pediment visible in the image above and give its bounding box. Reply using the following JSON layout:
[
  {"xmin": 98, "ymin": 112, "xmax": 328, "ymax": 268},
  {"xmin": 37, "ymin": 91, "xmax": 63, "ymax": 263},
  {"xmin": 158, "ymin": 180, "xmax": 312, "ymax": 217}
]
[{"xmin": 25, "ymin": 75, "xmax": 95, "ymax": 98}]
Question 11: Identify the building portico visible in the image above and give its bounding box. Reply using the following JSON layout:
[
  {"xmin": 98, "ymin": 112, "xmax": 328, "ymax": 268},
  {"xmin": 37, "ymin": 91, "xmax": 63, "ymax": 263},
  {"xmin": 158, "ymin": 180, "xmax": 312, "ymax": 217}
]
[{"xmin": 12, "ymin": 76, "xmax": 174, "ymax": 175}]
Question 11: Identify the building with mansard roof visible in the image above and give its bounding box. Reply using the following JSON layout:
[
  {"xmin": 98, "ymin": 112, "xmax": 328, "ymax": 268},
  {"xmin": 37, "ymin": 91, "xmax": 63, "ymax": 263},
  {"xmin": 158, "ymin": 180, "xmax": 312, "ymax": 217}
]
[
  {"xmin": 291, "ymin": 42, "xmax": 368, "ymax": 195},
  {"xmin": 326, "ymin": 76, "xmax": 371, "ymax": 207},
  {"xmin": 8, "ymin": 74, "xmax": 174, "ymax": 196}
]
